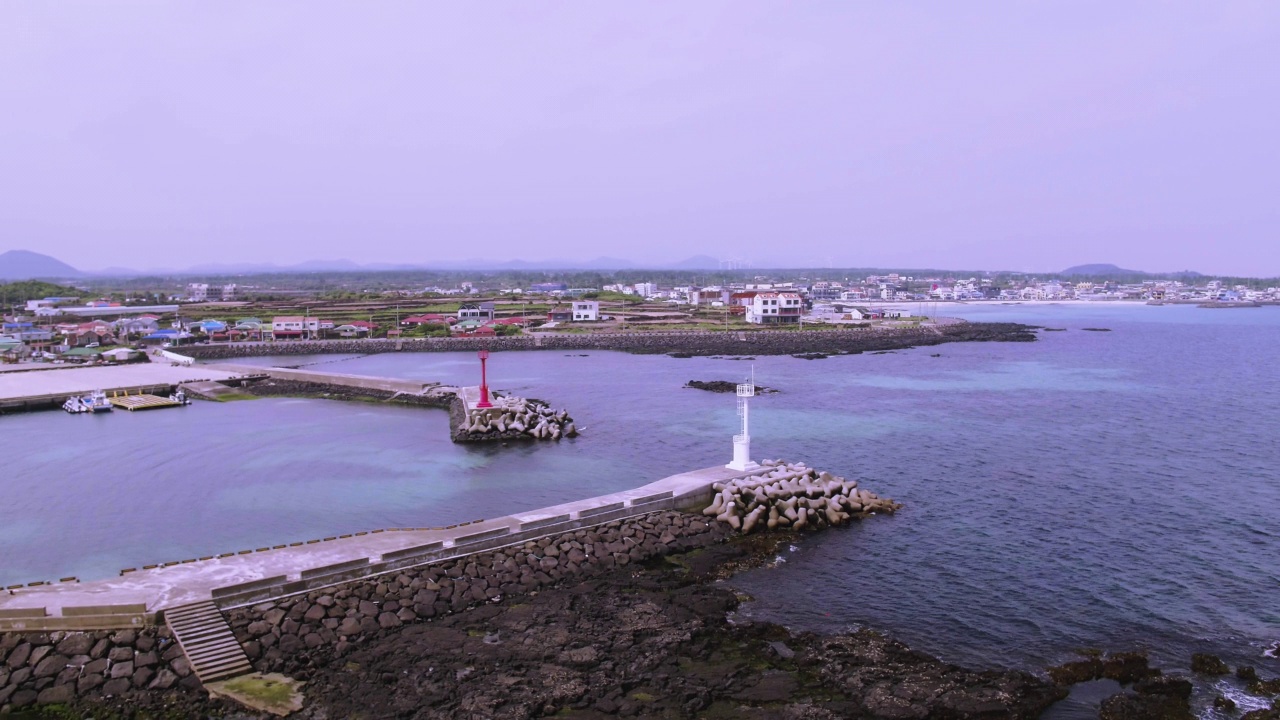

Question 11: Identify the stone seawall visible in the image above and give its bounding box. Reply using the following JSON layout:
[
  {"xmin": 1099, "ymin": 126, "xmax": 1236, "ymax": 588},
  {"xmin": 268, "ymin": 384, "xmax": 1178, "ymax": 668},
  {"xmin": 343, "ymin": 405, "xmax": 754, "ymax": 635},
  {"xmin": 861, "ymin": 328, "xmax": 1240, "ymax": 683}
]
[
  {"xmin": 179, "ymin": 322, "xmax": 1036, "ymax": 360},
  {"xmin": 225, "ymin": 511, "xmax": 730, "ymax": 679},
  {"xmin": 0, "ymin": 626, "xmax": 201, "ymax": 710},
  {"xmin": 0, "ymin": 511, "xmax": 730, "ymax": 712}
]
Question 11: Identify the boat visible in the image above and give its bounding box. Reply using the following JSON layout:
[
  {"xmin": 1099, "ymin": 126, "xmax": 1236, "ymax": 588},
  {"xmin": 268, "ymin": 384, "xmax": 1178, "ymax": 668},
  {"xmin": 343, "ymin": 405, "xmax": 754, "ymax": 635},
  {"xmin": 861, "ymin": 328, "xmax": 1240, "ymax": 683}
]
[
  {"xmin": 86, "ymin": 390, "xmax": 113, "ymax": 413},
  {"xmin": 62, "ymin": 396, "xmax": 89, "ymax": 414},
  {"xmin": 168, "ymin": 389, "xmax": 191, "ymax": 406}
]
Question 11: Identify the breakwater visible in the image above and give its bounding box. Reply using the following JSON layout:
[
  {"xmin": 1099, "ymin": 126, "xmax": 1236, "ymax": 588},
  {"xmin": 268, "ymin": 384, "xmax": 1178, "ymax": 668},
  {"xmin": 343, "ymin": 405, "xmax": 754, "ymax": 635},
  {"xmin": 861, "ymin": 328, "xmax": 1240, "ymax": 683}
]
[
  {"xmin": 178, "ymin": 322, "xmax": 1036, "ymax": 360},
  {"xmin": 225, "ymin": 511, "xmax": 729, "ymax": 677},
  {"xmin": 704, "ymin": 461, "xmax": 901, "ymax": 532},
  {"xmin": 0, "ymin": 461, "xmax": 898, "ymax": 713},
  {"xmin": 448, "ymin": 392, "xmax": 577, "ymax": 443}
]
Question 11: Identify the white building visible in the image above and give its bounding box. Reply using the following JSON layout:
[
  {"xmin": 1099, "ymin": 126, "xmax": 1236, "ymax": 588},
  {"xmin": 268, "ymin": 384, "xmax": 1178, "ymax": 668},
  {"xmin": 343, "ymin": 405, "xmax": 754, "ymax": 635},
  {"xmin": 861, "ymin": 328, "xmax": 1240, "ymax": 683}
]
[
  {"xmin": 634, "ymin": 282, "xmax": 658, "ymax": 297},
  {"xmin": 745, "ymin": 292, "xmax": 803, "ymax": 324},
  {"xmin": 222, "ymin": 284, "xmax": 237, "ymax": 301},
  {"xmin": 571, "ymin": 300, "xmax": 600, "ymax": 321},
  {"xmin": 272, "ymin": 316, "xmax": 320, "ymax": 339},
  {"xmin": 186, "ymin": 283, "xmax": 209, "ymax": 302}
]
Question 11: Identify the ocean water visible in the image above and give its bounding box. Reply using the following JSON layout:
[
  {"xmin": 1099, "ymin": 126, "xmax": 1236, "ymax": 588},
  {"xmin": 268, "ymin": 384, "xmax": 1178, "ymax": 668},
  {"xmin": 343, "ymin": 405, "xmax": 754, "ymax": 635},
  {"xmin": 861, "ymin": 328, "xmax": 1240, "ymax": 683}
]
[{"xmin": 2, "ymin": 303, "xmax": 1277, "ymax": 714}]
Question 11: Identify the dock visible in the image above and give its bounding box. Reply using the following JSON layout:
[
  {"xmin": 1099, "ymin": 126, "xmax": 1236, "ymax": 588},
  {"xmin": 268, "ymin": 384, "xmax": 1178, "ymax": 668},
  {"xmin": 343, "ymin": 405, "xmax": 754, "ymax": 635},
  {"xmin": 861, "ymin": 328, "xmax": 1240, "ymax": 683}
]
[
  {"xmin": 107, "ymin": 393, "xmax": 185, "ymax": 411},
  {"xmin": 0, "ymin": 363, "xmax": 246, "ymax": 413}
]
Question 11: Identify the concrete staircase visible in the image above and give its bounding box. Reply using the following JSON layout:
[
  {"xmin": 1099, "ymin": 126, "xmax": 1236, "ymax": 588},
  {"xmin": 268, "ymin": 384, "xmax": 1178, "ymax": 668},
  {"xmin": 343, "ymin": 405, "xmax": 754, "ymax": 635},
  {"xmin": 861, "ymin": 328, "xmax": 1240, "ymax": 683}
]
[{"xmin": 165, "ymin": 601, "xmax": 253, "ymax": 683}]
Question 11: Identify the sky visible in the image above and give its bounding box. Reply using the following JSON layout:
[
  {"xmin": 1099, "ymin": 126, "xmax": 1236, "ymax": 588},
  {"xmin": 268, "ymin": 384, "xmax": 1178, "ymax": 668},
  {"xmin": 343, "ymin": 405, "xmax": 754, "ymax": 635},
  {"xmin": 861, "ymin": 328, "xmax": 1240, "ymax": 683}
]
[{"xmin": 2, "ymin": 2, "xmax": 1278, "ymax": 275}]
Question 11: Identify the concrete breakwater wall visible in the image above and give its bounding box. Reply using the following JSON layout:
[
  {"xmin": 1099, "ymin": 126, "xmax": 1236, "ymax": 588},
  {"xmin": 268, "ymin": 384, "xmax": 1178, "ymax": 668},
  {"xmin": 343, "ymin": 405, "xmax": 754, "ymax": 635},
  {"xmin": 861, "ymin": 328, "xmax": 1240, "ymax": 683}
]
[
  {"xmin": 226, "ymin": 511, "xmax": 730, "ymax": 678},
  {"xmin": 0, "ymin": 512, "xmax": 731, "ymax": 711},
  {"xmin": 0, "ymin": 457, "xmax": 902, "ymax": 712},
  {"xmin": 179, "ymin": 322, "xmax": 1037, "ymax": 360}
]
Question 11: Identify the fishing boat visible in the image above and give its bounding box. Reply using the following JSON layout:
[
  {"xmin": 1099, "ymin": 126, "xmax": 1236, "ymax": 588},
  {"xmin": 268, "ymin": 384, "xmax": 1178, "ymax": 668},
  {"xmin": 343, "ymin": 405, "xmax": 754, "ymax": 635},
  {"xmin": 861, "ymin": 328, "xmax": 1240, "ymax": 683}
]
[{"xmin": 86, "ymin": 390, "xmax": 113, "ymax": 413}]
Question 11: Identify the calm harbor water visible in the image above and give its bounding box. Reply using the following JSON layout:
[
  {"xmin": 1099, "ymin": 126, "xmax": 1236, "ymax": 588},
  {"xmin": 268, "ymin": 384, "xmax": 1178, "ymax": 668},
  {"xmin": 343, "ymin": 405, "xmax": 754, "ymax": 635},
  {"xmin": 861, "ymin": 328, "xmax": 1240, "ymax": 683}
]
[{"xmin": 3, "ymin": 303, "xmax": 1277, "ymax": 714}]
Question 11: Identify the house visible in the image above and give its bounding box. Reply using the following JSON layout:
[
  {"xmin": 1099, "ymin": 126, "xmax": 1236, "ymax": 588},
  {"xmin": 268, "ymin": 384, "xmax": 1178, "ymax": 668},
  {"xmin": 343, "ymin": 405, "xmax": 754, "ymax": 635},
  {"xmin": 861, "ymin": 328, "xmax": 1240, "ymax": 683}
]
[
  {"xmin": 333, "ymin": 324, "xmax": 369, "ymax": 338},
  {"xmin": 115, "ymin": 316, "xmax": 161, "ymax": 337},
  {"xmin": 401, "ymin": 314, "xmax": 454, "ymax": 327},
  {"xmin": 191, "ymin": 319, "xmax": 228, "ymax": 335},
  {"xmin": 101, "ymin": 347, "xmax": 141, "ymax": 362},
  {"xmin": 451, "ymin": 319, "xmax": 489, "ymax": 334},
  {"xmin": 0, "ymin": 342, "xmax": 29, "ymax": 363},
  {"xmin": 457, "ymin": 302, "xmax": 496, "ymax": 321},
  {"xmin": 571, "ymin": 301, "xmax": 600, "ymax": 322},
  {"xmin": 61, "ymin": 347, "xmax": 104, "ymax": 363},
  {"xmin": 745, "ymin": 292, "xmax": 803, "ymax": 325},
  {"xmin": 546, "ymin": 308, "xmax": 572, "ymax": 323},
  {"xmin": 530, "ymin": 282, "xmax": 568, "ymax": 293},
  {"xmin": 65, "ymin": 329, "xmax": 112, "ymax": 347},
  {"xmin": 141, "ymin": 329, "xmax": 192, "ymax": 345},
  {"xmin": 272, "ymin": 316, "xmax": 320, "ymax": 339}
]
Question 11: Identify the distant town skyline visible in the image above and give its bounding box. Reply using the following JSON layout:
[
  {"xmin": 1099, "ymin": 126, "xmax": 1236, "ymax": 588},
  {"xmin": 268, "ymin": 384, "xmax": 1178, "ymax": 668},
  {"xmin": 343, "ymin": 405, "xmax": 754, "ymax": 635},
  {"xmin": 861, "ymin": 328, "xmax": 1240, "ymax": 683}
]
[{"xmin": 3, "ymin": 2, "xmax": 1278, "ymax": 276}]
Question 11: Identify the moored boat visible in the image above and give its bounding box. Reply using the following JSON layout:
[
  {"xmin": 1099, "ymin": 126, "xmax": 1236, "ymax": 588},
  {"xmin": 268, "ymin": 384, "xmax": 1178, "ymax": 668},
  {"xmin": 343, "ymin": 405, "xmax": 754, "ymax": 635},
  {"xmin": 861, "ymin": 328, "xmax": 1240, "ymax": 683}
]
[
  {"xmin": 87, "ymin": 390, "xmax": 113, "ymax": 413},
  {"xmin": 62, "ymin": 396, "xmax": 88, "ymax": 414}
]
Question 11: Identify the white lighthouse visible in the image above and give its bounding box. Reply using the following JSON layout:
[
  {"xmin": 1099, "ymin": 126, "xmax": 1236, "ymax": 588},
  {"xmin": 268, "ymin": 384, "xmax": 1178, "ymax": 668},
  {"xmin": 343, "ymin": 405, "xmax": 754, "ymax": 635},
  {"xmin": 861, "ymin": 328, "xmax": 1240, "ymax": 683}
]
[{"xmin": 726, "ymin": 375, "xmax": 760, "ymax": 472}]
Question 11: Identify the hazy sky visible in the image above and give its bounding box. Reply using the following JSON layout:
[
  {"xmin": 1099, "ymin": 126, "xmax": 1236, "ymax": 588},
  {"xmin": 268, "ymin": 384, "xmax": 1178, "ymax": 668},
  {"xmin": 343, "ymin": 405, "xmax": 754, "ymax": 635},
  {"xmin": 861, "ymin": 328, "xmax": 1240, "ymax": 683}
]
[{"xmin": 3, "ymin": 2, "xmax": 1278, "ymax": 274}]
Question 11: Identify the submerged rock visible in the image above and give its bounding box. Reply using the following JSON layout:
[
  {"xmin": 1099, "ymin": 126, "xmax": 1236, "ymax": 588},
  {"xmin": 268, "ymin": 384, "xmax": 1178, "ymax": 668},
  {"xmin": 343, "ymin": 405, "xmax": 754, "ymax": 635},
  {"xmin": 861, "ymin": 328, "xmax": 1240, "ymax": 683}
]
[
  {"xmin": 684, "ymin": 380, "xmax": 777, "ymax": 394},
  {"xmin": 1191, "ymin": 652, "xmax": 1231, "ymax": 675}
]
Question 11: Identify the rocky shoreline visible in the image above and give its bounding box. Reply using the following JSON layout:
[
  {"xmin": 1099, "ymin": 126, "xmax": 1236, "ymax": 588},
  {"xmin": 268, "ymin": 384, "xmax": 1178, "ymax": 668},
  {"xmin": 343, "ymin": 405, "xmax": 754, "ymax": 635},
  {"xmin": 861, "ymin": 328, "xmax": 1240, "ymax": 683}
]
[
  {"xmin": 1, "ymin": 523, "xmax": 1067, "ymax": 719},
  {"xmin": 5, "ymin": 507, "xmax": 1277, "ymax": 718},
  {"xmin": 178, "ymin": 322, "xmax": 1037, "ymax": 360}
]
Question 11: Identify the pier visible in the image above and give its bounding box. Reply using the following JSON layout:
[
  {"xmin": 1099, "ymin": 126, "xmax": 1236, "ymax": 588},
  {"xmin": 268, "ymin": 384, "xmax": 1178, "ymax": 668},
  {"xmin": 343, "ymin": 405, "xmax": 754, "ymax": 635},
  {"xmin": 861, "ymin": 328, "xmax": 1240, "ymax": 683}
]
[
  {"xmin": 0, "ymin": 465, "xmax": 761, "ymax": 631},
  {"xmin": 0, "ymin": 364, "xmax": 246, "ymax": 413}
]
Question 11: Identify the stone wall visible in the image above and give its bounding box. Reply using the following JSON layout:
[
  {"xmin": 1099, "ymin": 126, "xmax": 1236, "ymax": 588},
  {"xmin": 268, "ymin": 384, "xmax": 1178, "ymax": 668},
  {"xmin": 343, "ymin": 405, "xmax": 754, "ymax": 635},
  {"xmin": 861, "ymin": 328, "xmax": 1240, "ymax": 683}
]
[
  {"xmin": 224, "ymin": 512, "xmax": 732, "ymax": 678},
  {"xmin": 0, "ymin": 511, "xmax": 732, "ymax": 711},
  {"xmin": 179, "ymin": 322, "xmax": 1036, "ymax": 360},
  {"xmin": 0, "ymin": 626, "xmax": 199, "ymax": 710}
]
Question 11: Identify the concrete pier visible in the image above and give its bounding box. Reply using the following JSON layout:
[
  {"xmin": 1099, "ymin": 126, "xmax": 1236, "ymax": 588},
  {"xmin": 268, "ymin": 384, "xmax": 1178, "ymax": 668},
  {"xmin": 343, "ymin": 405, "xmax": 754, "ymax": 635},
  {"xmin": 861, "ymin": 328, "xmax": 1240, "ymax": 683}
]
[
  {"xmin": 0, "ymin": 465, "xmax": 766, "ymax": 631},
  {"xmin": 0, "ymin": 364, "xmax": 247, "ymax": 413}
]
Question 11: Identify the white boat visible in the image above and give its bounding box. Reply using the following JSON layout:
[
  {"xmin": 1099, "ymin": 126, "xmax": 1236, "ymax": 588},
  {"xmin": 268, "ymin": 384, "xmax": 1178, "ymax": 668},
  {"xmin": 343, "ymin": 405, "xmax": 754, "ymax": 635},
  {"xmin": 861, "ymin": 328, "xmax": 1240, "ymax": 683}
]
[
  {"xmin": 86, "ymin": 390, "xmax": 113, "ymax": 413},
  {"xmin": 168, "ymin": 389, "xmax": 191, "ymax": 406},
  {"xmin": 62, "ymin": 396, "xmax": 89, "ymax": 414}
]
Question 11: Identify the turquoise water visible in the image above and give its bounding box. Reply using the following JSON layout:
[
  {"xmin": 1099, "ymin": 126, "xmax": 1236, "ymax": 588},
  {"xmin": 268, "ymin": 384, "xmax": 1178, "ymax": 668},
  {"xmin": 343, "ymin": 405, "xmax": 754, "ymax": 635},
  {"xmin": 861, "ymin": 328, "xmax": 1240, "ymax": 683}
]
[{"xmin": 2, "ymin": 302, "xmax": 1277, "ymax": 713}]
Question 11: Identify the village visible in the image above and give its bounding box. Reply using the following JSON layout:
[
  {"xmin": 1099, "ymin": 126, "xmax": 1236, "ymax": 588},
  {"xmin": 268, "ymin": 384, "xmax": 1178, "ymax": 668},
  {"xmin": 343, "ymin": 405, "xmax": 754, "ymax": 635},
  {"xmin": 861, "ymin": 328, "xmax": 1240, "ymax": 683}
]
[{"xmin": 1, "ymin": 272, "xmax": 1276, "ymax": 366}]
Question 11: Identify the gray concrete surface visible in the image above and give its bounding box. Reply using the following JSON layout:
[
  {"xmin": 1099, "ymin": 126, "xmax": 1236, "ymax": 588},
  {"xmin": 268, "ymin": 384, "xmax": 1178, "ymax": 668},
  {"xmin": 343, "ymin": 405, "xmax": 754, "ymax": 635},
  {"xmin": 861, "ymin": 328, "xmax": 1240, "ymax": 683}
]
[
  {"xmin": 0, "ymin": 363, "xmax": 245, "ymax": 402},
  {"xmin": 0, "ymin": 464, "xmax": 762, "ymax": 628}
]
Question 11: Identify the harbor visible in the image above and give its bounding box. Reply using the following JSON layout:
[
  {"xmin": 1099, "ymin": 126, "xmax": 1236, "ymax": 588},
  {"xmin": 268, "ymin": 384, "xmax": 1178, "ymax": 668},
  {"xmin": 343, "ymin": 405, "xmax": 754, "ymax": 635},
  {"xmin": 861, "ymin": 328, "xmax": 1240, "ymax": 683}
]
[{"xmin": 0, "ymin": 363, "xmax": 245, "ymax": 414}]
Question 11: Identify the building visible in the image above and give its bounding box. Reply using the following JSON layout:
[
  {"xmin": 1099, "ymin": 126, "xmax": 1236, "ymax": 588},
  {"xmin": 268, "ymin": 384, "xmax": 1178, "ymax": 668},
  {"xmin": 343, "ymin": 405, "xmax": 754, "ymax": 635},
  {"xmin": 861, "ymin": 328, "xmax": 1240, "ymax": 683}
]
[
  {"xmin": 401, "ymin": 314, "xmax": 454, "ymax": 327},
  {"xmin": 271, "ymin": 316, "xmax": 320, "ymax": 339},
  {"xmin": 186, "ymin": 284, "xmax": 209, "ymax": 302},
  {"xmin": 457, "ymin": 302, "xmax": 496, "ymax": 321},
  {"xmin": 633, "ymin": 282, "xmax": 658, "ymax": 297},
  {"xmin": 221, "ymin": 284, "xmax": 238, "ymax": 301},
  {"xmin": 531, "ymin": 282, "xmax": 568, "ymax": 294},
  {"xmin": 745, "ymin": 292, "xmax": 803, "ymax": 324},
  {"xmin": 571, "ymin": 300, "xmax": 600, "ymax": 321}
]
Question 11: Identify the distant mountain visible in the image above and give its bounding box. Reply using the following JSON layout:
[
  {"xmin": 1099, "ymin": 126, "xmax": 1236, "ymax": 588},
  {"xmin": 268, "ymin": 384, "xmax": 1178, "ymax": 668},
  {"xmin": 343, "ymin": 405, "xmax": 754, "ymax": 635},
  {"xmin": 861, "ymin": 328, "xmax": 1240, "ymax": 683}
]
[
  {"xmin": 1059, "ymin": 263, "xmax": 1206, "ymax": 278},
  {"xmin": 668, "ymin": 255, "xmax": 723, "ymax": 270},
  {"xmin": 1060, "ymin": 263, "xmax": 1146, "ymax": 276},
  {"xmin": 84, "ymin": 254, "xmax": 772, "ymax": 276},
  {"xmin": 0, "ymin": 250, "xmax": 83, "ymax": 280}
]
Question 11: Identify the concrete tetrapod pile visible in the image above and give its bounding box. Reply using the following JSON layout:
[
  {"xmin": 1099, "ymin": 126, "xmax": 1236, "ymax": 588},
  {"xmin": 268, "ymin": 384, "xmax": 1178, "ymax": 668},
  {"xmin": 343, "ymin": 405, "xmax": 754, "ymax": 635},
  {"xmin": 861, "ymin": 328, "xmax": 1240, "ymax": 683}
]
[
  {"xmin": 454, "ymin": 394, "xmax": 578, "ymax": 442},
  {"xmin": 704, "ymin": 459, "xmax": 902, "ymax": 533}
]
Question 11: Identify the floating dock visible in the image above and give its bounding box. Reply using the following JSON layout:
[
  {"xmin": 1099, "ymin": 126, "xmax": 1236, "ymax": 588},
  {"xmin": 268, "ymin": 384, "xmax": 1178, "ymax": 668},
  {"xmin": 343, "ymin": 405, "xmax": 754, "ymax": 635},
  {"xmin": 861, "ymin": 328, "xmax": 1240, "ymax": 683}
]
[{"xmin": 107, "ymin": 394, "xmax": 185, "ymax": 411}]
